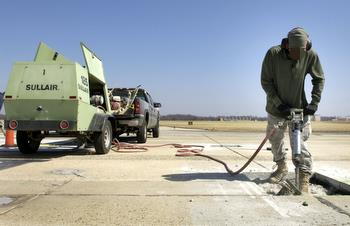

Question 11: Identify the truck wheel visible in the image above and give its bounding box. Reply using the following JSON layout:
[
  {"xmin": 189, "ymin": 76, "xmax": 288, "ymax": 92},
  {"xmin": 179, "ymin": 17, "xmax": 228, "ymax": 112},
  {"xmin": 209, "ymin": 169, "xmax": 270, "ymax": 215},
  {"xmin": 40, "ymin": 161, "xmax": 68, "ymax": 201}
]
[
  {"xmin": 17, "ymin": 131, "xmax": 41, "ymax": 154},
  {"xmin": 152, "ymin": 120, "xmax": 160, "ymax": 138},
  {"xmin": 94, "ymin": 120, "xmax": 112, "ymax": 154},
  {"xmin": 137, "ymin": 121, "xmax": 147, "ymax": 143}
]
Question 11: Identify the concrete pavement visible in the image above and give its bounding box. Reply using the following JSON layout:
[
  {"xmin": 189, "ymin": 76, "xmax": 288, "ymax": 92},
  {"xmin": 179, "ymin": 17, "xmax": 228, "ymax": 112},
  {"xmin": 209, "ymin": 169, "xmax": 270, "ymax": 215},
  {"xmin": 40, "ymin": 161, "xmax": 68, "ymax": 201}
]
[{"xmin": 0, "ymin": 127, "xmax": 349, "ymax": 225}]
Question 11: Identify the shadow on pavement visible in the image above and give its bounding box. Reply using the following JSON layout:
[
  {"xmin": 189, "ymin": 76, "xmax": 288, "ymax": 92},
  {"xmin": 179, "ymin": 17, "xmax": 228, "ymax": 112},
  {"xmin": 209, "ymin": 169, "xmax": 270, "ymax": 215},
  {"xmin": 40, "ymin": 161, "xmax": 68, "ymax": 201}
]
[
  {"xmin": 0, "ymin": 146, "xmax": 93, "ymax": 158},
  {"xmin": 0, "ymin": 146, "xmax": 88, "ymax": 172},
  {"xmin": 0, "ymin": 135, "xmax": 141, "ymax": 158},
  {"xmin": 0, "ymin": 135, "xmax": 147, "ymax": 171},
  {"xmin": 0, "ymin": 138, "xmax": 92, "ymax": 171},
  {"xmin": 162, "ymin": 172, "xmax": 270, "ymax": 182},
  {"xmin": 0, "ymin": 158, "xmax": 48, "ymax": 171}
]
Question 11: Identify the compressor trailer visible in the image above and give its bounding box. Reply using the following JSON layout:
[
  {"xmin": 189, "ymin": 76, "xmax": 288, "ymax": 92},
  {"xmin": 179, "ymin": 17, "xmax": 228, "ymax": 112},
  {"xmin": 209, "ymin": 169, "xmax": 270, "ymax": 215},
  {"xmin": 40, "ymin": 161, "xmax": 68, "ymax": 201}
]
[{"xmin": 3, "ymin": 42, "xmax": 117, "ymax": 154}]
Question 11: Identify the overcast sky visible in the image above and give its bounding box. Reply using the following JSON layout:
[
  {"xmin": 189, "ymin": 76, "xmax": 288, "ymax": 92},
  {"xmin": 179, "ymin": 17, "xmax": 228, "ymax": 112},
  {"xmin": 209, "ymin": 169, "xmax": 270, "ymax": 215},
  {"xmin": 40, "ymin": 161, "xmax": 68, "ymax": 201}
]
[{"xmin": 1, "ymin": 0, "xmax": 349, "ymax": 116}]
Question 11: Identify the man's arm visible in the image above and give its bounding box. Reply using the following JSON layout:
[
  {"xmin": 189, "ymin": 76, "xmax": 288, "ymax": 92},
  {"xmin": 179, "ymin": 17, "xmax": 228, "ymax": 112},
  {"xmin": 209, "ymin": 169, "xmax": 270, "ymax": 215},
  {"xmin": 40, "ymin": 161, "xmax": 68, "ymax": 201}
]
[
  {"xmin": 0, "ymin": 120, "xmax": 4, "ymax": 136},
  {"xmin": 308, "ymin": 51, "xmax": 325, "ymax": 106},
  {"xmin": 0, "ymin": 92, "xmax": 4, "ymax": 112},
  {"xmin": 261, "ymin": 49, "xmax": 282, "ymax": 107}
]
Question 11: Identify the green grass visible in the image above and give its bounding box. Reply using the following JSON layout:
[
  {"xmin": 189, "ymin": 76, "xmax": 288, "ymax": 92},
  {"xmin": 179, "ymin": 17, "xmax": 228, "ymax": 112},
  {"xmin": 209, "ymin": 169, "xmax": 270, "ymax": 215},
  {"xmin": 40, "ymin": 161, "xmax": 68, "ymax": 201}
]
[{"xmin": 160, "ymin": 120, "xmax": 350, "ymax": 133}]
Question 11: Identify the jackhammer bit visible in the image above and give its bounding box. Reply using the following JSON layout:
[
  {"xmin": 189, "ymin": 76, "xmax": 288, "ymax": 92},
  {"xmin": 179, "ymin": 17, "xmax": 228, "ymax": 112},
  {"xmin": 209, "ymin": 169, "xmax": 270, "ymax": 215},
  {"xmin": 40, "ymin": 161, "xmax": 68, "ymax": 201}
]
[{"xmin": 278, "ymin": 179, "xmax": 302, "ymax": 196}]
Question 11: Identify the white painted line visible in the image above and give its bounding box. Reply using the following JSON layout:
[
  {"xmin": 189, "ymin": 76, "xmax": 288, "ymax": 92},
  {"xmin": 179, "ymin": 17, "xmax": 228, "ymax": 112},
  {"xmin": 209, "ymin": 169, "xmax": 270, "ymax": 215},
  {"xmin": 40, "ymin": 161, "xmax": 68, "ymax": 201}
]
[
  {"xmin": 246, "ymin": 182, "xmax": 263, "ymax": 195},
  {"xmin": 246, "ymin": 182, "xmax": 289, "ymax": 218},
  {"xmin": 217, "ymin": 183, "xmax": 227, "ymax": 195},
  {"xmin": 261, "ymin": 196, "xmax": 289, "ymax": 218},
  {"xmin": 238, "ymin": 181, "xmax": 256, "ymax": 199}
]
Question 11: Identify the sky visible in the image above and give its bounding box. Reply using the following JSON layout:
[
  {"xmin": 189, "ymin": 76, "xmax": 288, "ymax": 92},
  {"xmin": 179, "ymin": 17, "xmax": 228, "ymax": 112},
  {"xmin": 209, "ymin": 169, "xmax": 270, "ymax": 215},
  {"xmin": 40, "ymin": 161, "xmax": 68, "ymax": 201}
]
[{"xmin": 1, "ymin": 0, "xmax": 349, "ymax": 117}]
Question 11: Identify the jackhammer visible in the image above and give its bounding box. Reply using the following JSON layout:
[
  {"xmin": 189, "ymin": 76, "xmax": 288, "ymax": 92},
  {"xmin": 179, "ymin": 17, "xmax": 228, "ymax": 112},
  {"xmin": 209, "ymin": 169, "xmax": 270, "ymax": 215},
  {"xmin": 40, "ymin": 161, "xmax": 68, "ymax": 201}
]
[{"xmin": 289, "ymin": 108, "xmax": 304, "ymax": 192}]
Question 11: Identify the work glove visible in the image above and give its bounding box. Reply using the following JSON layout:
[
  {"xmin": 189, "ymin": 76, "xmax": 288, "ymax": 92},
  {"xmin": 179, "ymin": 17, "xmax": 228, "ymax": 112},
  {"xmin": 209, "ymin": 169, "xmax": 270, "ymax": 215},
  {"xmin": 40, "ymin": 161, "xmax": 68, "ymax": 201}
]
[
  {"xmin": 277, "ymin": 103, "xmax": 291, "ymax": 118},
  {"xmin": 304, "ymin": 104, "xmax": 318, "ymax": 115}
]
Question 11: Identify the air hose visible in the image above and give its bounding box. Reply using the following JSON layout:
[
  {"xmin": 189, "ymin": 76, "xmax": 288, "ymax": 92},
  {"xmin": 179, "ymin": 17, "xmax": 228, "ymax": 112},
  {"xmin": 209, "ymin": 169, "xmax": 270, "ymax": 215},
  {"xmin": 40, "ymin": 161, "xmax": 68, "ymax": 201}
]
[
  {"xmin": 110, "ymin": 123, "xmax": 281, "ymax": 176},
  {"xmin": 175, "ymin": 126, "xmax": 278, "ymax": 176}
]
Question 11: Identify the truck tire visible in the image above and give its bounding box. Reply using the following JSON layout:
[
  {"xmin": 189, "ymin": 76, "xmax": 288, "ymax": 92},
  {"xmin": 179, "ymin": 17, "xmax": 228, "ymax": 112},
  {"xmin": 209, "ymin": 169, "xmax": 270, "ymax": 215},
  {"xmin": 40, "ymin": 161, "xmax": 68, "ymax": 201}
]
[
  {"xmin": 137, "ymin": 120, "xmax": 147, "ymax": 143},
  {"xmin": 94, "ymin": 120, "xmax": 112, "ymax": 154},
  {"xmin": 152, "ymin": 120, "xmax": 160, "ymax": 138},
  {"xmin": 17, "ymin": 131, "xmax": 41, "ymax": 154}
]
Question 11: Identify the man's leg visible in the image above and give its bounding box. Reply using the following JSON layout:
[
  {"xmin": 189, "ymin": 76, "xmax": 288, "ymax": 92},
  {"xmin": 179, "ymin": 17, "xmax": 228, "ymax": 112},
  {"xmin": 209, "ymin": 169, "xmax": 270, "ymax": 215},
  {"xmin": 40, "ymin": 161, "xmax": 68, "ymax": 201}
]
[
  {"xmin": 289, "ymin": 115, "xmax": 313, "ymax": 193},
  {"xmin": 267, "ymin": 114, "xmax": 288, "ymax": 183}
]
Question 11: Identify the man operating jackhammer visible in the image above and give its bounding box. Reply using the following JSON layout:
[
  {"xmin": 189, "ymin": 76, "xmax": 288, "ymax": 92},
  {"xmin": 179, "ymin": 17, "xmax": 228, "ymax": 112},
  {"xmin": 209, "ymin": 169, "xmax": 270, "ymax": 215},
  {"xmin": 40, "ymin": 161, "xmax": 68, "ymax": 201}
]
[
  {"xmin": 0, "ymin": 92, "xmax": 4, "ymax": 136},
  {"xmin": 261, "ymin": 27, "xmax": 325, "ymax": 193}
]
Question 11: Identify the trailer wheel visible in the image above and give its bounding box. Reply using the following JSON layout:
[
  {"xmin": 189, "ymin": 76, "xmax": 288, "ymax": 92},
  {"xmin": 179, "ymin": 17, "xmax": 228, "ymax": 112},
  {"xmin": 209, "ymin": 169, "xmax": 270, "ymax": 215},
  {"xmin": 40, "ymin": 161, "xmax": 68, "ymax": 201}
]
[
  {"xmin": 137, "ymin": 120, "xmax": 147, "ymax": 143},
  {"xmin": 152, "ymin": 119, "xmax": 160, "ymax": 138},
  {"xmin": 94, "ymin": 120, "xmax": 112, "ymax": 154},
  {"xmin": 17, "ymin": 131, "xmax": 41, "ymax": 154}
]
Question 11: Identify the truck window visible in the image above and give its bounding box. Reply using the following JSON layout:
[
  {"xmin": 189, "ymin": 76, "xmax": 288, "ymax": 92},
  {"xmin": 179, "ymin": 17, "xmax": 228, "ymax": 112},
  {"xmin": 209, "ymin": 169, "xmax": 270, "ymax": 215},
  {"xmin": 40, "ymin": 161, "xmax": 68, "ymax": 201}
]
[
  {"xmin": 112, "ymin": 89, "xmax": 130, "ymax": 97},
  {"xmin": 146, "ymin": 93, "xmax": 154, "ymax": 105},
  {"xmin": 137, "ymin": 90, "xmax": 147, "ymax": 102}
]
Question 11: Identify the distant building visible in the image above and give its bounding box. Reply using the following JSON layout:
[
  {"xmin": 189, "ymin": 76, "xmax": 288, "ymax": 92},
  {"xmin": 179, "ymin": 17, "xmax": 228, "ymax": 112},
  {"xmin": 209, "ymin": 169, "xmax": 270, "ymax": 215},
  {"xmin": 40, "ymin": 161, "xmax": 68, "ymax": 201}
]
[
  {"xmin": 312, "ymin": 114, "xmax": 321, "ymax": 121},
  {"xmin": 331, "ymin": 116, "xmax": 350, "ymax": 121}
]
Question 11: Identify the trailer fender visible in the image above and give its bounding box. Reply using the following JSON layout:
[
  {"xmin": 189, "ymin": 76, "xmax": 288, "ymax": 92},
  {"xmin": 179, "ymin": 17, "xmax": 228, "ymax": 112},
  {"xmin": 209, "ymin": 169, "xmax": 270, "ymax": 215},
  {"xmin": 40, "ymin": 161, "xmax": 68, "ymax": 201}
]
[{"xmin": 88, "ymin": 113, "xmax": 110, "ymax": 131}]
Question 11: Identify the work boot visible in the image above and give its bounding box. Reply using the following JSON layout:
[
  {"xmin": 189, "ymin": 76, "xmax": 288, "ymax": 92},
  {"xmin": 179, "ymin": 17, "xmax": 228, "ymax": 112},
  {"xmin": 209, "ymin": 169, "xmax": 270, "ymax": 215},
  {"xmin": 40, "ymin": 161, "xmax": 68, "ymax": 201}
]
[
  {"xmin": 268, "ymin": 160, "xmax": 288, "ymax": 184},
  {"xmin": 299, "ymin": 172, "xmax": 310, "ymax": 194}
]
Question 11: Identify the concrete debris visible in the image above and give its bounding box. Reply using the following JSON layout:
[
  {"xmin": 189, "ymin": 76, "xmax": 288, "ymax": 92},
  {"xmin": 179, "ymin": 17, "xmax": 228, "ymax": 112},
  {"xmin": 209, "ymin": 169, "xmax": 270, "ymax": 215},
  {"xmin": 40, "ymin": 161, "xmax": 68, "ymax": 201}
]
[
  {"xmin": 50, "ymin": 168, "xmax": 85, "ymax": 177},
  {"xmin": 258, "ymin": 181, "xmax": 328, "ymax": 196},
  {"xmin": 0, "ymin": 196, "xmax": 14, "ymax": 206}
]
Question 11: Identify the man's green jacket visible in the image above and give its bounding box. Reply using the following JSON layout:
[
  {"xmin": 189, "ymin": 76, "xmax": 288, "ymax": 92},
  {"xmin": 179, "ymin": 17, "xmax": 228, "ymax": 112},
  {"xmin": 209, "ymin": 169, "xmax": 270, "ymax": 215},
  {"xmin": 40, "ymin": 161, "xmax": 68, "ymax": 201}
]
[{"xmin": 261, "ymin": 46, "xmax": 325, "ymax": 117}]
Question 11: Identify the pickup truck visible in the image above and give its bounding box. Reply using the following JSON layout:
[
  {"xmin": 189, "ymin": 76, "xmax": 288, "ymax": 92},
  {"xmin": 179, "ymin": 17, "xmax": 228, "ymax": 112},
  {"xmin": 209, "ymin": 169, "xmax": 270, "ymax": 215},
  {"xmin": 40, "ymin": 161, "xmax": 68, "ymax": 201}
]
[{"xmin": 109, "ymin": 88, "xmax": 161, "ymax": 143}]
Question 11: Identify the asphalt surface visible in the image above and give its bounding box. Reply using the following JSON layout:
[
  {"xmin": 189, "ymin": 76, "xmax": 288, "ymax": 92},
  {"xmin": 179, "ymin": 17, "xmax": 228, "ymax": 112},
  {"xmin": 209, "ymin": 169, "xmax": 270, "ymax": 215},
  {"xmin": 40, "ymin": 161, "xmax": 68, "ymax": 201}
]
[{"xmin": 0, "ymin": 127, "xmax": 350, "ymax": 225}]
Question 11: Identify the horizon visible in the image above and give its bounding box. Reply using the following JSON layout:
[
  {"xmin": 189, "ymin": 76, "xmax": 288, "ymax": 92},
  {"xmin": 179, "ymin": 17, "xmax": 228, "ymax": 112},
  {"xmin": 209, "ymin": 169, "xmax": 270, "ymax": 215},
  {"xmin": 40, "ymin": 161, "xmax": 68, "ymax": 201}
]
[
  {"xmin": 0, "ymin": 111, "xmax": 347, "ymax": 119},
  {"xmin": 1, "ymin": 0, "xmax": 349, "ymax": 117}
]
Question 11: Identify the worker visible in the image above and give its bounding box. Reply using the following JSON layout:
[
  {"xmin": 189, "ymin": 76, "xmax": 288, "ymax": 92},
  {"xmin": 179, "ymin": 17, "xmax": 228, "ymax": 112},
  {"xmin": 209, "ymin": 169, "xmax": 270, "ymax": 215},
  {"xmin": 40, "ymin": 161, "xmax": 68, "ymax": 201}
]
[
  {"xmin": 0, "ymin": 92, "xmax": 3, "ymax": 112},
  {"xmin": 0, "ymin": 92, "xmax": 4, "ymax": 136},
  {"xmin": 0, "ymin": 120, "xmax": 4, "ymax": 136},
  {"xmin": 261, "ymin": 27, "xmax": 325, "ymax": 193}
]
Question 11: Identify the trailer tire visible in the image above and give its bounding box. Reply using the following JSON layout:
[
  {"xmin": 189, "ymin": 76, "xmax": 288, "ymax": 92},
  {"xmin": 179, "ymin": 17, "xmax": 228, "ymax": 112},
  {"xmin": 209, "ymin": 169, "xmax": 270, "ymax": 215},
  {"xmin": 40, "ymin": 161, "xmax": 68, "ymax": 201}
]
[
  {"xmin": 152, "ymin": 120, "xmax": 160, "ymax": 138},
  {"xmin": 94, "ymin": 120, "xmax": 112, "ymax": 154},
  {"xmin": 137, "ymin": 120, "xmax": 147, "ymax": 143},
  {"xmin": 17, "ymin": 131, "xmax": 41, "ymax": 154}
]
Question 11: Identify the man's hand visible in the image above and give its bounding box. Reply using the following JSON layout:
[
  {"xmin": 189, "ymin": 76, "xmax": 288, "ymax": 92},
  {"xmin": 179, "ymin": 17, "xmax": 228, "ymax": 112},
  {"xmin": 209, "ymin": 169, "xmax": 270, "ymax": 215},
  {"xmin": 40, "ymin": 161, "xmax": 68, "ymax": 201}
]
[
  {"xmin": 277, "ymin": 103, "xmax": 291, "ymax": 117},
  {"xmin": 304, "ymin": 104, "xmax": 318, "ymax": 115}
]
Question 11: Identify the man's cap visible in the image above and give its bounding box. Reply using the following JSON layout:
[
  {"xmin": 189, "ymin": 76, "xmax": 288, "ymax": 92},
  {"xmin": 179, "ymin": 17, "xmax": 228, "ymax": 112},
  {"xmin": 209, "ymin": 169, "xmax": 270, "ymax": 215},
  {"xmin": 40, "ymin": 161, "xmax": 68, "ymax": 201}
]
[{"xmin": 288, "ymin": 27, "xmax": 309, "ymax": 48}]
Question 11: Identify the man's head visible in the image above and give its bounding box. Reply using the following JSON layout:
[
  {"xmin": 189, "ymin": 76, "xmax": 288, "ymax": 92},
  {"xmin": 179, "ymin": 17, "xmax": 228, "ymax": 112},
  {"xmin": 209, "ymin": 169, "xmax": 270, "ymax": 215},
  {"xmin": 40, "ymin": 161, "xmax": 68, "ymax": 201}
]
[{"xmin": 286, "ymin": 27, "xmax": 311, "ymax": 60}]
